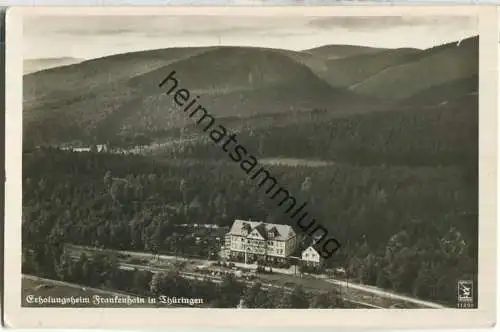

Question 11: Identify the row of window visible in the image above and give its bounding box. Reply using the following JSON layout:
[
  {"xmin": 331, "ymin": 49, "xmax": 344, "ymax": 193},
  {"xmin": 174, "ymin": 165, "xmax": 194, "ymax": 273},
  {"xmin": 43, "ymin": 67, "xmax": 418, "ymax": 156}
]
[
  {"xmin": 237, "ymin": 237, "xmax": 287, "ymax": 247},
  {"xmin": 248, "ymin": 247, "xmax": 284, "ymax": 255},
  {"xmin": 303, "ymin": 252, "xmax": 320, "ymax": 260},
  {"xmin": 229, "ymin": 245, "xmax": 285, "ymax": 256}
]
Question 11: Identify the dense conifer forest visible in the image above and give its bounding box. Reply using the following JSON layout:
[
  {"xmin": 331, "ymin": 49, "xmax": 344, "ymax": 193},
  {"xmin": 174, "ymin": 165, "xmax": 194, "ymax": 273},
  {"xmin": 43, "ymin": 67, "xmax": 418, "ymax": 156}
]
[
  {"xmin": 22, "ymin": 138, "xmax": 477, "ymax": 306},
  {"xmin": 22, "ymin": 36, "xmax": 479, "ymax": 308}
]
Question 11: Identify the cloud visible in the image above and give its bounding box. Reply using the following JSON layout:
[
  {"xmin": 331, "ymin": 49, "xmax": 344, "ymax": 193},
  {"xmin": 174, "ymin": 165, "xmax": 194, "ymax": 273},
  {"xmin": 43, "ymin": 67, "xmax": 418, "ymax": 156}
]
[
  {"xmin": 23, "ymin": 14, "xmax": 478, "ymax": 59},
  {"xmin": 25, "ymin": 15, "xmax": 288, "ymax": 37},
  {"xmin": 26, "ymin": 15, "xmax": 477, "ymax": 39},
  {"xmin": 308, "ymin": 16, "xmax": 478, "ymax": 31}
]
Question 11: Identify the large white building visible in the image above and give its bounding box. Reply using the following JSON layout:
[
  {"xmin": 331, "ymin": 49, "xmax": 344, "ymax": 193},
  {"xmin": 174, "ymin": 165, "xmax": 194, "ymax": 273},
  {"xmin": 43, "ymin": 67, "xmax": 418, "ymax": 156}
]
[{"xmin": 224, "ymin": 219, "xmax": 297, "ymax": 263}]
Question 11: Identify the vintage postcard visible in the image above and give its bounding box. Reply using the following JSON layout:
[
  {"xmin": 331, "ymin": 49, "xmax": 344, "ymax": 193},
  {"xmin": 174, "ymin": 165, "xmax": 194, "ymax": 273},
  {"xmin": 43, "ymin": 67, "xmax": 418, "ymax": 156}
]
[{"xmin": 3, "ymin": 5, "xmax": 497, "ymax": 329}]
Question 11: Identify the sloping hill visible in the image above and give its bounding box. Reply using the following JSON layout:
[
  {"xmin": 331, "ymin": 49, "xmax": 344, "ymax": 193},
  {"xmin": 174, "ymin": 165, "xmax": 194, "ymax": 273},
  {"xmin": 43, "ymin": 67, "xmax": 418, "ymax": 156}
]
[
  {"xmin": 98, "ymin": 47, "xmax": 387, "ymax": 138},
  {"xmin": 162, "ymin": 86, "xmax": 478, "ymax": 168},
  {"xmin": 23, "ymin": 47, "xmax": 215, "ymax": 145},
  {"xmin": 317, "ymin": 48, "xmax": 421, "ymax": 88},
  {"xmin": 350, "ymin": 36, "xmax": 478, "ymax": 100},
  {"xmin": 304, "ymin": 44, "xmax": 385, "ymax": 60},
  {"xmin": 24, "ymin": 57, "xmax": 85, "ymax": 75},
  {"xmin": 23, "ymin": 46, "xmax": 384, "ymax": 146},
  {"xmin": 23, "ymin": 36, "xmax": 477, "ymax": 147},
  {"xmin": 402, "ymin": 75, "xmax": 478, "ymax": 106},
  {"xmin": 127, "ymin": 46, "xmax": 335, "ymax": 93},
  {"xmin": 96, "ymin": 81, "xmax": 382, "ymax": 140},
  {"xmin": 23, "ymin": 47, "xmax": 213, "ymax": 105}
]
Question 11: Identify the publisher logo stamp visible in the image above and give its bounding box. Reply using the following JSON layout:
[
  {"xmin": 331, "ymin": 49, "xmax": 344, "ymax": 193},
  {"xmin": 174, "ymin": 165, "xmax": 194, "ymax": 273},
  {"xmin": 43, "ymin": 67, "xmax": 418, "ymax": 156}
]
[{"xmin": 457, "ymin": 280, "xmax": 474, "ymax": 308}]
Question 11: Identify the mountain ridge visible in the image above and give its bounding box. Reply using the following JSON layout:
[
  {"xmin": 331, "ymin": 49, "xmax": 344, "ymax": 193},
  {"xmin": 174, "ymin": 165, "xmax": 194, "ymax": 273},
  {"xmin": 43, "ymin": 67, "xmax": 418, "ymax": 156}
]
[
  {"xmin": 24, "ymin": 57, "xmax": 85, "ymax": 74},
  {"xmin": 23, "ymin": 36, "xmax": 478, "ymax": 147},
  {"xmin": 349, "ymin": 36, "xmax": 478, "ymax": 99}
]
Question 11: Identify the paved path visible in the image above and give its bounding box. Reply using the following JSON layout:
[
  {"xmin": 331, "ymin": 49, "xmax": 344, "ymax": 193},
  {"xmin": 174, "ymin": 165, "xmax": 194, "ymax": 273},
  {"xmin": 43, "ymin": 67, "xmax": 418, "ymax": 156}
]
[{"xmin": 319, "ymin": 277, "xmax": 446, "ymax": 308}]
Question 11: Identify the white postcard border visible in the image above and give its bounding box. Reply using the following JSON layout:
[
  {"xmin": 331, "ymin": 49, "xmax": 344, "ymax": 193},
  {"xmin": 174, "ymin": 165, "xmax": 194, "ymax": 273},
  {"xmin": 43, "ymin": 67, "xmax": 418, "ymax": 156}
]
[{"xmin": 3, "ymin": 5, "xmax": 498, "ymax": 329}]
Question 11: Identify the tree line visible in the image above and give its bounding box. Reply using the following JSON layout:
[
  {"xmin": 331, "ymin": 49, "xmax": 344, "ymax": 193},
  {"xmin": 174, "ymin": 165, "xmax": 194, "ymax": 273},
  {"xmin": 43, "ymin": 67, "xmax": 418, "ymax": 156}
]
[
  {"xmin": 166, "ymin": 102, "xmax": 477, "ymax": 168},
  {"xmin": 22, "ymin": 147, "xmax": 477, "ymax": 306}
]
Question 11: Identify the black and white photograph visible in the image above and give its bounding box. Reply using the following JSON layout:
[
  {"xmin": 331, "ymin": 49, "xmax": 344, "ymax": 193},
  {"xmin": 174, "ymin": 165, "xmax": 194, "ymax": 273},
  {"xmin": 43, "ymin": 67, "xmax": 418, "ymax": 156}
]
[{"xmin": 3, "ymin": 5, "xmax": 497, "ymax": 329}]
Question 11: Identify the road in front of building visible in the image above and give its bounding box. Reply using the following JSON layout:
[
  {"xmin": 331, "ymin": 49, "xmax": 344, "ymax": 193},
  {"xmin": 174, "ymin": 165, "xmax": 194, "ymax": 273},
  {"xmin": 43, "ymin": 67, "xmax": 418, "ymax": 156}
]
[{"xmin": 65, "ymin": 244, "xmax": 446, "ymax": 309}]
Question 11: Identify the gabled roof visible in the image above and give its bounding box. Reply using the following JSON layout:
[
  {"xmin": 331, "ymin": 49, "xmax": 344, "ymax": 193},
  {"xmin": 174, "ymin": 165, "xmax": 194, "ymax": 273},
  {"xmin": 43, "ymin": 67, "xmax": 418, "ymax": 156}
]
[
  {"xmin": 253, "ymin": 223, "xmax": 267, "ymax": 238},
  {"xmin": 302, "ymin": 244, "xmax": 323, "ymax": 257},
  {"xmin": 229, "ymin": 219, "xmax": 296, "ymax": 241},
  {"xmin": 267, "ymin": 226, "xmax": 279, "ymax": 237}
]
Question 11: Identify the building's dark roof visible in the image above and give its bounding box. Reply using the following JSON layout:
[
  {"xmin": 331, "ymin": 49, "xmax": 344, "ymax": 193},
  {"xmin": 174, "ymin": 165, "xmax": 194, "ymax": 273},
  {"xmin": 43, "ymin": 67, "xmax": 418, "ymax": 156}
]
[{"xmin": 229, "ymin": 219, "xmax": 296, "ymax": 241}]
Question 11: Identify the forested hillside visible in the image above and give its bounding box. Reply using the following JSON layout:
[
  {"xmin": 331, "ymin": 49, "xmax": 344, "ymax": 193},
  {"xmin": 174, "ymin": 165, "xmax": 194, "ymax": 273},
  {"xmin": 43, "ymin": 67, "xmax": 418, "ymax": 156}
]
[
  {"xmin": 22, "ymin": 35, "xmax": 479, "ymax": 307},
  {"xmin": 165, "ymin": 94, "xmax": 477, "ymax": 167},
  {"xmin": 23, "ymin": 37, "xmax": 477, "ymax": 147},
  {"xmin": 23, "ymin": 145, "xmax": 477, "ymax": 305}
]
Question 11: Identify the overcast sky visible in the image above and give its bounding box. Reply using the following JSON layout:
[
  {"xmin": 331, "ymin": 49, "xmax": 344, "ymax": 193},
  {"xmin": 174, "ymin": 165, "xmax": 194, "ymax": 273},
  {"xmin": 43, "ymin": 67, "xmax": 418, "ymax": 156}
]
[{"xmin": 24, "ymin": 15, "xmax": 478, "ymax": 60}]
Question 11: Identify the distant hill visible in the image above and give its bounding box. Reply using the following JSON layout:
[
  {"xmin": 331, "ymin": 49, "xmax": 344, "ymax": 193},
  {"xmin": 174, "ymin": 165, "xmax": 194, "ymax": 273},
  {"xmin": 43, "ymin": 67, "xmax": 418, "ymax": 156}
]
[
  {"xmin": 23, "ymin": 57, "xmax": 84, "ymax": 74},
  {"xmin": 23, "ymin": 45, "xmax": 385, "ymax": 146},
  {"xmin": 315, "ymin": 47, "xmax": 421, "ymax": 88},
  {"xmin": 24, "ymin": 47, "xmax": 212, "ymax": 104},
  {"xmin": 303, "ymin": 44, "xmax": 385, "ymax": 60},
  {"xmin": 23, "ymin": 37, "xmax": 478, "ymax": 147},
  {"xmin": 127, "ymin": 46, "xmax": 357, "ymax": 96},
  {"xmin": 350, "ymin": 36, "xmax": 478, "ymax": 100}
]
